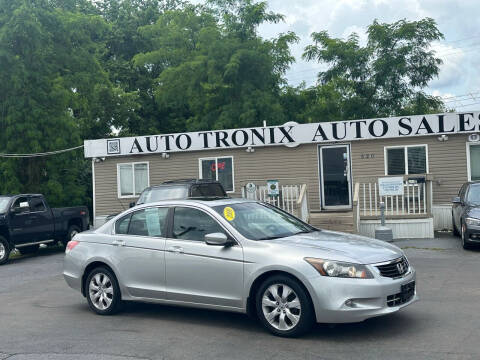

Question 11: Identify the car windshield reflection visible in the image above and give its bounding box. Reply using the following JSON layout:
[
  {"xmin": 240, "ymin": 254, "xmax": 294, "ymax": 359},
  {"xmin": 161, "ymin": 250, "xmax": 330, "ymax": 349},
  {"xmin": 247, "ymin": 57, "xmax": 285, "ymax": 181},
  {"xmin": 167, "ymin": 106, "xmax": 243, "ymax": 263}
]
[{"xmin": 213, "ymin": 202, "xmax": 317, "ymax": 240}]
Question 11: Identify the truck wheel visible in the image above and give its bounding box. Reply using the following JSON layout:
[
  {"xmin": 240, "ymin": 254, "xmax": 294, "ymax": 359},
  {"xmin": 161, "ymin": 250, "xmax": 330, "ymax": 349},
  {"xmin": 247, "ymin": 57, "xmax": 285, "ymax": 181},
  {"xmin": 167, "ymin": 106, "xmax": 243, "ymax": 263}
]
[
  {"xmin": 63, "ymin": 225, "xmax": 81, "ymax": 247},
  {"xmin": 0, "ymin": 236, "xmax": 11, "ymax": 265},
  {"xmin": 18, "ymin": 244, "xmax": 40, "ymax": 255}
]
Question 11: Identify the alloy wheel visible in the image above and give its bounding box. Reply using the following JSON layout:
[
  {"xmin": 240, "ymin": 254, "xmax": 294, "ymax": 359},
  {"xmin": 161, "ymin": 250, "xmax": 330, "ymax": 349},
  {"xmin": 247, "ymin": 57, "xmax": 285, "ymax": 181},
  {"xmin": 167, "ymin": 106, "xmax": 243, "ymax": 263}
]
[
  {"xmin": 0, "ymin": 242, "xmax": 5, "ymax": 260},
  {"xmin": 89, "ymin": 273, "xmax": 114, "ymax": 311},
  {"xmin": 261, "ymin": 284, "xmax": 301, "ymax": 331}
]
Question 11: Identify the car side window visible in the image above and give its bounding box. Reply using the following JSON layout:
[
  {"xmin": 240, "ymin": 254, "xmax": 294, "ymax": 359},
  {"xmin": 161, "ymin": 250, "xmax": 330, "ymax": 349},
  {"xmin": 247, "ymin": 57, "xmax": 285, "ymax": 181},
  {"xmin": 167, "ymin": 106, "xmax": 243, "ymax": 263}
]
[
  {"xmin": 172, "ymin": 207, "xmax": 226, "ymax": 242},
  {"xmin": 29, "ymin": 197, "xmax": 46, "ymax": 212},
  {"xmin": 115, "ymin": 214, "xmax": 131, "ymax": 234},
  {"xmin": 128, "ymin": 207, "xmax": 169, "ymax": 237},
  {"xmin": 12, "ymin": 197, "xmax": 30, "ymax": 214}
]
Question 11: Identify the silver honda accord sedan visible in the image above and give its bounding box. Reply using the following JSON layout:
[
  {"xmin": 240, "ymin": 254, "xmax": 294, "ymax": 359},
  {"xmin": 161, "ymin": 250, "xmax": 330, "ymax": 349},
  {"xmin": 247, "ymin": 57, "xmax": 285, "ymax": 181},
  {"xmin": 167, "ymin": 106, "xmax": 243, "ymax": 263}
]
[{"xmin": 64, "ymin": 198, "xmax": 417, "ymax": 337}]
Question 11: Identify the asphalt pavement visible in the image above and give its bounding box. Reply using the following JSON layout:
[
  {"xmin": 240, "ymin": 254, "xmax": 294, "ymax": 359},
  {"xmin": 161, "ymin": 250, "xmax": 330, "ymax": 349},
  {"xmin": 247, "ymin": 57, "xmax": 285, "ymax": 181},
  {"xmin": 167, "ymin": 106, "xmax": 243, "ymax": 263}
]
[{"xmin": 0, "ymin": 233, "xmax": 479, "ymax": 360}]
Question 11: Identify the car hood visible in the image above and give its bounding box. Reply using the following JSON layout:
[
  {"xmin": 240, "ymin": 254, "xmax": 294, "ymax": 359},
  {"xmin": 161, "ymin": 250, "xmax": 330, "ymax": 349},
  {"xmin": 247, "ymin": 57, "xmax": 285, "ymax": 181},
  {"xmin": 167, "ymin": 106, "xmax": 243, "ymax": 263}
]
[
  {"xmin": 466, "ymin": 205, "xmax": 480, "ymax": 219},
  {"xmin": 265, "ymin": 230, "xmax": 403, "ymax": 264}
]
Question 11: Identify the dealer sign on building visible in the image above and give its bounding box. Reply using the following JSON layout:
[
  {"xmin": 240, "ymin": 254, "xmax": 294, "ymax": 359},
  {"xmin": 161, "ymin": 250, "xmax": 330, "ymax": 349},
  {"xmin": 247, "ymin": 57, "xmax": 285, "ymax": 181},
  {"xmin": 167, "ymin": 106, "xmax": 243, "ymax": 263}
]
[{"xmin": 84, "ymin": 112, "xmax": 480, "ymax": 158}]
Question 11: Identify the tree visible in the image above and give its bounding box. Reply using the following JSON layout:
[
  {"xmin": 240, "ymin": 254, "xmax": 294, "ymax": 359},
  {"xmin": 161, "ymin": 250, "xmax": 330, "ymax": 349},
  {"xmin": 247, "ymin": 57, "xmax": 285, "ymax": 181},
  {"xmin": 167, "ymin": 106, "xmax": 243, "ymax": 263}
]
[
  {"xmin": 0, "ymin": 0, "xmax": 128, "ymax": 207},
  {"xmin": 132, "ymin": 0, "xmax": 298, "ymax": 132},
  {"xmin": 301, "ymin": 18, "xmax": 445, "ymax": 121}
]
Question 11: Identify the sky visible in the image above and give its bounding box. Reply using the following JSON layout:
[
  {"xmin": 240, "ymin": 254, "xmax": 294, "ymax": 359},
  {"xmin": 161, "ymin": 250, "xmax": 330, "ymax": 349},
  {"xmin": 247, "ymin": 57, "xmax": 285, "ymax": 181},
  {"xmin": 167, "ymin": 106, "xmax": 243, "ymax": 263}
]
[{"xmin": 195, "ymin": 0, "xmax": 480, "ymax": 111}]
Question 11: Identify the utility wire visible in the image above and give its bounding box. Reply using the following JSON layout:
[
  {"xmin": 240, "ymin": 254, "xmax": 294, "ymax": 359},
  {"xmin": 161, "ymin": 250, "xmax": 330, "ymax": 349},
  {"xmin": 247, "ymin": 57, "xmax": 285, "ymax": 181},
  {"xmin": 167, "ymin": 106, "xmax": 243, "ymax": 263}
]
[{"xmin": 0, "ymin": 145, "xmax": 84, "ymax": 158}]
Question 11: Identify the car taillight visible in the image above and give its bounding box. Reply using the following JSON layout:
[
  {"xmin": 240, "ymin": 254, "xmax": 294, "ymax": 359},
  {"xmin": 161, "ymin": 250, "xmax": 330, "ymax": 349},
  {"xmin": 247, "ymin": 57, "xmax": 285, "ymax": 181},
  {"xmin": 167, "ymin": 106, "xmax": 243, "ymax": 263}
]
[
  {"xmin": 80, "ymin": 211, "xmax": 86, "ymax": 215},
  {"xmin": 66, "ymin": 240, "xmax": 79, "ymax": 253}
]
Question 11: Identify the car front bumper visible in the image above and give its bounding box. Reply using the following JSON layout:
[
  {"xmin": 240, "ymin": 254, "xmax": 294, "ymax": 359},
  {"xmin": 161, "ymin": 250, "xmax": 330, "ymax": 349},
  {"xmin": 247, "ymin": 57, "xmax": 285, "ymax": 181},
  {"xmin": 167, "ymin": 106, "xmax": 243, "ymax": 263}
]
[
  {"xmin": 465, "ymin": 224, "xmax": 480, "ymax": 243},
  {"xmin": 308, "ymin": 267, "xmax": 417, "ymax": 323}
]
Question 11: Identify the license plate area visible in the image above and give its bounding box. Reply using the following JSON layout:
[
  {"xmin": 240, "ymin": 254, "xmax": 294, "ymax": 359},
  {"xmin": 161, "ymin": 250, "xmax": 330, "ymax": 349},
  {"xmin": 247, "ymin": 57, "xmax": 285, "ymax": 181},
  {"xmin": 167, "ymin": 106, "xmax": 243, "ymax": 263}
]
[{"xmin": 387, "ymin": 281, "xmax": 415, "ymax": 307}]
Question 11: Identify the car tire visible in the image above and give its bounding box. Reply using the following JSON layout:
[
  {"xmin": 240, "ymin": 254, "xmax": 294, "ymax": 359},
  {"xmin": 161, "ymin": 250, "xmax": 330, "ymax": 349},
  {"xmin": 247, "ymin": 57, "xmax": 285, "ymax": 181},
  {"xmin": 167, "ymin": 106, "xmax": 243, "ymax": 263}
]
[
  {"xmin": 0, "ymin": 236, "xmax": 11, "ymax": 265},
  {"xmin": 63, "ymin": 225, "xmax": 81, "ymax": 247},
  {"xmin": 255, "ymin": 275, "xmax": 315, "ymax": 337},
  {"xmin": 18, "ymin": 244, "xmax": 40, "ymax": 255},
  {"xmin": 461, "ymin": 221, "xmax": 471, "ymax": 250},
  {"xmin": 452, "ymin": 214, "xmax": 460, "ymax": 237},
  {"xmin": 85, "ymin": 267, "xmax": 122, "ymax": 315}
]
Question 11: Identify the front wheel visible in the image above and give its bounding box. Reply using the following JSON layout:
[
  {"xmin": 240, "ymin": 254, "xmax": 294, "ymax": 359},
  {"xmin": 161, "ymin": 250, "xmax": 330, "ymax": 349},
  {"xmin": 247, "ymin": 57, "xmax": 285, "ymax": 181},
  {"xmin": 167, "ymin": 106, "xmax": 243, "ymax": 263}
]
[
  {"xmin": 256, "ymin": 275, "xmax": 315, "ymax": 337},
  {"xmin": 461, "ymin": 222, "xmax": 471, "ymax": 250},
  {"xmin": 0, "ymin": 236, "xmax": 11, "ymax": 265},
  {"xmin": 85, "ymin": 267, "xmax": 122, "ymax": 315}
]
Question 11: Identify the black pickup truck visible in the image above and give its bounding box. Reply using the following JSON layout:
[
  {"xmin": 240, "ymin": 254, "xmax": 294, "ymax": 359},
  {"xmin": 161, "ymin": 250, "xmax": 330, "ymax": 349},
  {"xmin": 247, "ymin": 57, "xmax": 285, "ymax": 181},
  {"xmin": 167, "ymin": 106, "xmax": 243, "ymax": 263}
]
[{"xmin": 0, "ymin": 194, "xmax": 89, "ymax": 264}]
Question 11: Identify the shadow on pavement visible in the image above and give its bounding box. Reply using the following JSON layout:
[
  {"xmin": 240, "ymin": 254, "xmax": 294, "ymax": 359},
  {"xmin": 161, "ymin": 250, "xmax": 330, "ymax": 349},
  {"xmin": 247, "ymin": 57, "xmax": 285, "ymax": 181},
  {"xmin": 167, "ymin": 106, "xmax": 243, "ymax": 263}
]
[{"xmin": 72, "ymin": 299, "xmax": 420, "ymax": 340}]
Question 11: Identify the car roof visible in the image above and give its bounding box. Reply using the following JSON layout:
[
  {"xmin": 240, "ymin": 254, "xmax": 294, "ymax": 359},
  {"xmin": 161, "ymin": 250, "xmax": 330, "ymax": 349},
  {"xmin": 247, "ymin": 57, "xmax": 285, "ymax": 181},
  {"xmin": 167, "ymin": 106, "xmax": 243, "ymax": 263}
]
[
  {"xmin": 145, "ymin": 179, "xmax": 223, "ymax": 189},
  {"xmin": 133, "ymin": 197, "xmax": 254, "ymax": 209}
]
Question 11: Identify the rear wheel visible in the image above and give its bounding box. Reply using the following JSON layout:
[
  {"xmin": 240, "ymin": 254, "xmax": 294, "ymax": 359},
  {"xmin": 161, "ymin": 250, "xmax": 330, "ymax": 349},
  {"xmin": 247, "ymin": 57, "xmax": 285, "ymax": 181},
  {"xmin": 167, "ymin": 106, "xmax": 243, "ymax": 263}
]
[
  {"xmin": 256, "ymin": 275, "xmax": 314, "ymax": 337},
  {"xmin": 0, "ymin": 236, "xmax": 11, "ymax": 265},
  {"xmin": 63, "ymin": 225, "xmax": 81, "ymax": 247},
  {"xmin": 18, "ymin": 244, "xmax": 40, "ymax": 255},
  {"xmin": 85, "ymin": 267, "xmax": 122, "ymax": 315}
]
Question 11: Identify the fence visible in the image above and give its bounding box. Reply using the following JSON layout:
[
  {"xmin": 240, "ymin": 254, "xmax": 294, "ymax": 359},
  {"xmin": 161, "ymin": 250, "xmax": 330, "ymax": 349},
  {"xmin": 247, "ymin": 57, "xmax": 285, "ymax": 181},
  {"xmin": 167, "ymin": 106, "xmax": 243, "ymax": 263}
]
[
  {"xmin": 358, "ymin": 179, "xmax": 430, "ymax": 217},
  {"xmin": 241, "ymin": 184, "xmax": 310, "ymax": 222}
]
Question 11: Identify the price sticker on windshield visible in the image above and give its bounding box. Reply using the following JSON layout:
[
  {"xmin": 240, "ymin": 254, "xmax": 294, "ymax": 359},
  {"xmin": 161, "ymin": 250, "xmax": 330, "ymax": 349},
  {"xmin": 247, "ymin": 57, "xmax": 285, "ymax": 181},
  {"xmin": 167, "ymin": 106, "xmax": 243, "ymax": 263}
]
[{"xmin": 223, "ymin": 207, "xmax": 236, "ymax": 221}]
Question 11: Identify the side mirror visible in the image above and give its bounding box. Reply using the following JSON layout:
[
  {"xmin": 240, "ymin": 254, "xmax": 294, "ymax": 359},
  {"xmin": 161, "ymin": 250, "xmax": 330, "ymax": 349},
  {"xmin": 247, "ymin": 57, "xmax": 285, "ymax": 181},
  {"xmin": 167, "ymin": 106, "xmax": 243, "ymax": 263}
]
[
  {"xmin": 205, "ymin": 232, "xmax": 232, "ymax": 246},
  {"xmin": 452, "ymin": 196, "xmax": 461, "ymax": 204},
  {"xmin": 129, "ymin": 202, "xmax": 136, "ymax": 208}
]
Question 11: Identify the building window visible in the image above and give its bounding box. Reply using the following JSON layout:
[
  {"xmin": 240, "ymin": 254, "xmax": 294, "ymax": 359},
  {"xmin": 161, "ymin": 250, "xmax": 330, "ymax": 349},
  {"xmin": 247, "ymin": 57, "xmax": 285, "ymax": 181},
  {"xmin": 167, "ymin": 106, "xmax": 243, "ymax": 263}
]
[
  {"xmin": 117, "ymin": 162, "xmax": 149, "ymax": 198},
  {"xmin": 199, "ymin": 157, "xmax": 234, "ymax": 192},
  {"xmin": 385, "ymin": 145, "xmax": 428, "ymax": 175},
  {"xmin": 468, "ymin": 143, "xmax": 480, "ymax": 181}
]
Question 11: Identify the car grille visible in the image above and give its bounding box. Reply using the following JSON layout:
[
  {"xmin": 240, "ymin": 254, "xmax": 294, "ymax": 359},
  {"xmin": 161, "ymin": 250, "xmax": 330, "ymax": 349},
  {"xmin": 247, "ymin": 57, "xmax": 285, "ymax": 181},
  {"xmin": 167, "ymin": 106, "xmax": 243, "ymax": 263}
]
[
  {"xmin": 375, "ymin": 257, "xmax": 409, "ymax": 278},
  {"xmin": 387, "ymin": 281, "xmax": 415, "ymax": 307}
]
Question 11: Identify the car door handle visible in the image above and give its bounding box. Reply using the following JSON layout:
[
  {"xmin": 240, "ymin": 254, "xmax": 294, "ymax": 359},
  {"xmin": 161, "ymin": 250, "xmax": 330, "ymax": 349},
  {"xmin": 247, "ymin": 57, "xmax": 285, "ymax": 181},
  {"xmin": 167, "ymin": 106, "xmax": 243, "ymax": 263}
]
[
  {"xmin": 112, "ymin": 239, "xmax": 126, "ymax": 247},
  {"xmin": 168, "ymin": 246, "xmax": 184, "ymax": 254}
]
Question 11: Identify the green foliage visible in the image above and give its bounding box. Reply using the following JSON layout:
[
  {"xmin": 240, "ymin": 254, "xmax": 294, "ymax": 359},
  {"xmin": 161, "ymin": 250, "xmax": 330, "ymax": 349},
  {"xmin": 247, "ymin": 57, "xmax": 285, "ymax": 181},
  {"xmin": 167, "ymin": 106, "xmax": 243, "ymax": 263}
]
[
  {"xmin": 0, "ymin": 0, "xmax": 448, "ymax": 213},
  {"xmin": 132, "ymin": 1, "xmax": 298, "ymax": 132},
  {"xmin": 302, "ymin": 18, "xmax": 445, "ymax": 120}
]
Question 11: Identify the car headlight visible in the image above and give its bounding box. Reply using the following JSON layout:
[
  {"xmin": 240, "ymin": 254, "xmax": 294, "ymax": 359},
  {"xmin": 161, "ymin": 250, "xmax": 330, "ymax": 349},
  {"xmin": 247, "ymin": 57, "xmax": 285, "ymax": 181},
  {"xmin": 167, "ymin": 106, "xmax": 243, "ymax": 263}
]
[
  {"xmin": 304, "ymin": 258, "xmax": 373, "ymax": 279},
  {"xmin": 466, "ymin": 217, "xmax": 480, "ymax": 226}
]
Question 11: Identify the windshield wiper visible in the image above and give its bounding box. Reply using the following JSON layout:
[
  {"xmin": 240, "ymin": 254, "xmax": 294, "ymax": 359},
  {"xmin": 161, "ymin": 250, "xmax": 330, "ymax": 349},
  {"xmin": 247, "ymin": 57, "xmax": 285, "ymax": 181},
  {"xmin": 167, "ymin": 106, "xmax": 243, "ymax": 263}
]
[
  {"xmin": 258, "ymin": 235, "xmax": 283, "ymax": 240},
  {"xmin": 292, "ymin": 229, "xmax": 317, "ymax": 235}
]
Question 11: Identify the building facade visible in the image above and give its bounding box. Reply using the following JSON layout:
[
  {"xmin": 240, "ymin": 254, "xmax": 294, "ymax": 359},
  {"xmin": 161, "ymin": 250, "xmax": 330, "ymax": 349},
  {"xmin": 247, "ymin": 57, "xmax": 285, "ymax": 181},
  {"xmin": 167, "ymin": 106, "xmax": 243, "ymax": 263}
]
[{"xmin": 86, "ymin": 112, "xmax": 480, "ymax": 238}]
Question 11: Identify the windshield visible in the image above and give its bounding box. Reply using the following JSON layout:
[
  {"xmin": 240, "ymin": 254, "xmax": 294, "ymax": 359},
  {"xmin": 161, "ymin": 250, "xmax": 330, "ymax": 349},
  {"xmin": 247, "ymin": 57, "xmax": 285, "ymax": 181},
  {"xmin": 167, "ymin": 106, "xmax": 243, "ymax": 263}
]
[
  {"xmin": 137, "ymin": 186, "xmax": 188, "ymax": 204},
  {"xmin": 213, "ymin": 202, "xmax": 316, "ymax": 240},
  {"xmin": 467, "ymin": 184, "xmax": 480, "ymax": 204},
  {"xmin": 0, "ymin": 197, "xmax": 10, "ymax": 213}
]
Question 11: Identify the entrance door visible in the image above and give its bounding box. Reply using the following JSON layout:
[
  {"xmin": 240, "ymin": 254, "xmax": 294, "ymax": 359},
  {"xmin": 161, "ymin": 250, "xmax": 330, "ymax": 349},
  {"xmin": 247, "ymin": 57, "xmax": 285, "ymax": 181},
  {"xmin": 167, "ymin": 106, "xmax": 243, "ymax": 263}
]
[{"xmin": 319, "ymin": 145, "xmax": 352, "ymax": 209}]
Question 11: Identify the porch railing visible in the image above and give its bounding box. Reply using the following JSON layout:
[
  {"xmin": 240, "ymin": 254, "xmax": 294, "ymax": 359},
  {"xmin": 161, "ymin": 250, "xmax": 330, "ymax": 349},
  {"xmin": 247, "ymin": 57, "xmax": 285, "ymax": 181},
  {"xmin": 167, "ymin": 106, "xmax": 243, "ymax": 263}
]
[
  {"xmin": 241, "ymin": 183, "xmax": 309, "ymax": 221},
  {"xmin": 358, "ymin": 178, "xmax": 430, "ymax": 217}
]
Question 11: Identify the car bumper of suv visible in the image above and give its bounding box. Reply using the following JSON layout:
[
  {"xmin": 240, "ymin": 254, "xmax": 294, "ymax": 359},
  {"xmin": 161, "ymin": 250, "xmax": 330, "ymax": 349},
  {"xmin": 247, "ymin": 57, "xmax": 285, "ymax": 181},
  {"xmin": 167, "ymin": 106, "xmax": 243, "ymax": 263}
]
[
  {"xmin": 308, "ymin": 267, "xmax": 417, "ymax": 324},
  {"xmin": 465, "ymin": 224, "xmax": 480, "ymax": 243}
]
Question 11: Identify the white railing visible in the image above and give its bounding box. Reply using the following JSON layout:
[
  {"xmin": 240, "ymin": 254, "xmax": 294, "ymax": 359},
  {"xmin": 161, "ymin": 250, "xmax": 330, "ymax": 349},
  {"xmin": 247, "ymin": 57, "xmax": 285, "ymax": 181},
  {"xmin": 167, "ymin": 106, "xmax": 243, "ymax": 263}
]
[
  {"xmin": 241, "ymin": 184, "xmax": 304, "ymax": 218},
  {"xmin": 359, "ymin": 180, "xmax": 428, "ymax": 217},
  {"xmin": 296, "ymin": 184, "xmax": 309, "ymax": 222}
]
